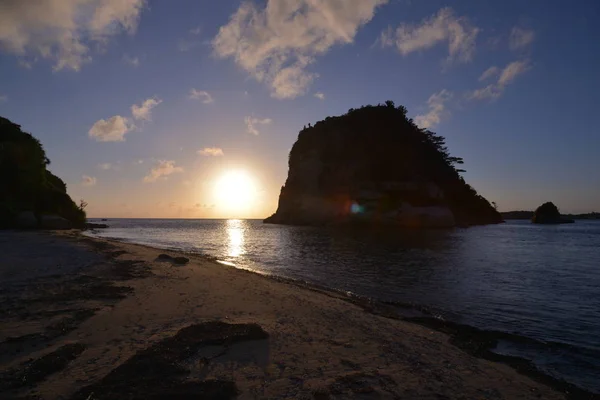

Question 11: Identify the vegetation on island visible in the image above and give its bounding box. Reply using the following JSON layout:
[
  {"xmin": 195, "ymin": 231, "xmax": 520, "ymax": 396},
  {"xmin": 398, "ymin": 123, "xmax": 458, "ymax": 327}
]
[
  {"xmin": 266, "ymin": 101, "xmax": 502, "ymax": 226},
  {"xmin": 0, "ymin": 116, "xmax": 86, "ymax": 228},
  {"xmin": 531, "ymin": 202, "xmax": 574, "ymax": 224}
]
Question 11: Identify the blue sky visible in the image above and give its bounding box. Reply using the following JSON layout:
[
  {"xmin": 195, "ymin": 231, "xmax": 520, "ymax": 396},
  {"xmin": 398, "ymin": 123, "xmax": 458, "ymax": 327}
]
[{"xmin": 1, "ymin": 0, "xmax": 599, "ymax": 217}]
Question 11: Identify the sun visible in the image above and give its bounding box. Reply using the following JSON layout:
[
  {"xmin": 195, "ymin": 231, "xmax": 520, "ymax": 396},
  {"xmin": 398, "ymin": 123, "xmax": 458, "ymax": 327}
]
[{"xmin": 214, "ymin": 170, "xmax": 257, "ymax": 212}]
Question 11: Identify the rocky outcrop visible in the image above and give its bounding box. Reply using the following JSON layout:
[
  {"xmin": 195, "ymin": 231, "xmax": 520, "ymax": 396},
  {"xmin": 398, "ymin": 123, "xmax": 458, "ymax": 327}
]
[
  {"xmin": 15, "ymin": 211, "xmax": 37, "ymax": 229},
  {"xmin": 264, "ymin": 103, "xmax": 503, "ymax": 228},
  {"xmin": 531, "ymin": 202, "xmax": 574, "ymax": 224},
  {"xmin": 1, "ymin": 116, "xmax": 86, "ymax": 229},
  {"xmin": 40, "ymin": 215, "xmax": 72, "ymax": 230}
]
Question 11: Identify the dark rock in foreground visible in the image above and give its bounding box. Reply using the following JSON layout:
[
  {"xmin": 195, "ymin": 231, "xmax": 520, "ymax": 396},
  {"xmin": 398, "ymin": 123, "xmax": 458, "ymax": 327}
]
[
  {"xmin": 265, "ymin": 102, "xmax": 502, "ymax": 228},
  {"xmin": 15, "ymin": 211, "xmax": 37, "ymax": 229},
  {"xmin": 156, "ymin": 253, "xmax": 190, "ymax": 265},
  {"xmin": 71, "ymin": 321, "xmax": 268, "ymax": 400},
  {"xmin": 0, "ymin": 343, "xmax": 86, "ymax": 391},
  {"xmin": 40, "ymin": 214, "xmax": 72, "ymax": 230},
  {"xmin": 531, "ymin": 202, "xmax": 574, "ymax": 224}
]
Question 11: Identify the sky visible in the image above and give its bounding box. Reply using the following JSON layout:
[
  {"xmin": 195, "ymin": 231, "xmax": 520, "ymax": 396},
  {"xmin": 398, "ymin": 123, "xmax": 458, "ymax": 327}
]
[{"xmin": 0, "ymin": 0, "xmax": 599, "ymax": 218}]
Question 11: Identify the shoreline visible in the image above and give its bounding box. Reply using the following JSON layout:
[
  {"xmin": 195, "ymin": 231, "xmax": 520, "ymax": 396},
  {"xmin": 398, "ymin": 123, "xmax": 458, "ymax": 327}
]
[
  {"xmin": 85, "ymin": 231, "xmax": 599, "ymax": 399},
  {"xmin": 0, "ymin": 230, "xmax": 595, "ymax": 399}
]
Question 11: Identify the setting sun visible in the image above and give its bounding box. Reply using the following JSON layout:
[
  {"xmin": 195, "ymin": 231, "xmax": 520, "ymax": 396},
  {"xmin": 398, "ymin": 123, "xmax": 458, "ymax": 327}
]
[{"xmin": 214, "ymin": 170, "xmax": 258, "ymax": 212}]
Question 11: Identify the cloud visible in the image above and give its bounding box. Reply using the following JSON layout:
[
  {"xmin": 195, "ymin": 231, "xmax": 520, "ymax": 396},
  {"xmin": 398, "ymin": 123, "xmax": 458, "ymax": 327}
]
[
  {"xmin": 98, "ymin": 163, "xmax": 112, "ymax": 170},
  {"xmin": 143, "ymin": 160, "xmax": 184, "ymax": 183},
  {"xmin": 88, "ymin": 115, "xmax": 133, "ymax": 142},
  {"xmin": 469, "ymin": 60, "xmax": 531, "ymax": 100},
  {"xmin": 81, "ymin": 175, "xmax": 97, "ymax": 186},
  {"xmin": 498, "ymin": 60, "xmax": 530, "ymax": 85},
  {"xmin": 213, "ymin": 0, "xmax": 387, "ymax": 99},
  {"xmin": 314, "ymin": 92, "xmax": 325, "ymax": 100},
  {"xmin": 189, "ymin": 27, "xmax": 201, "ymax": 35},
  {"xmin": 380, "ymin": 7, "xmax": 479, "ymax": 64},
  {"xmin": 188, "ymin": 89, "xmax": 214, "ymax": 104},
  {"xmin": 197, "ymin": 147, "xmax": 224, "ymax": 156},
  {"xmin": 123, "ymin": 54, "xmax": 139, "ymax": 67},
  {"xmin": 0, "ymin": 0, "xmax": 145, "ymax": 71},
  {"xmin": 509, "ymin": 27, "xmax": 535, "ymax": 51},
  {"xmin": 245, "ymin": 116, "xmax": 272, "ymax": 135},
  {"xmin": 414, "ymin": 89, "xmax": 453, "ymax": 128},
  {"xmin": 478, "ymin": 66, "xmax": 499, "ymax": 81},
  {"xmin": 0, "ymin": 94, "xmax": 7, "ymax": 103},
  {"xmin": 131, "ymin": 97, "xmax": 162, "ymax": 121},
  {"xmin": 177, "ymin": 38, "xmax": 201, "ymax": 52}
]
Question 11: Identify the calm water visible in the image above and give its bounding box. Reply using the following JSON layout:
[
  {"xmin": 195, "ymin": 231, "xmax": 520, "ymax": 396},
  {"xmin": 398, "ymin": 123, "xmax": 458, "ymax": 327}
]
[{"xmin": 86, "ymin": 219, "xmax": 600, "ymax": 393}]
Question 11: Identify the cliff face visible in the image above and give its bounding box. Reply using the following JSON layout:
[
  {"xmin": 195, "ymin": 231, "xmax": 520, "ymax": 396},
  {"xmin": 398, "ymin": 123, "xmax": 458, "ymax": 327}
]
[
  {"xmin": 0, "ymin": 116, "xmax": 86, "ymax": 228},
  {"xmin": 265, "ymin": 103, "xmax": 502, "ymax": 228}
]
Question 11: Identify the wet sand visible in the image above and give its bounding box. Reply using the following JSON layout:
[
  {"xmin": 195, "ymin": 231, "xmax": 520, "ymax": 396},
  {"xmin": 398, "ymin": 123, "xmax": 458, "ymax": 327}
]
[{"xmin": 0, "ymin": 230, "xmax": 575, "ymax": 399}]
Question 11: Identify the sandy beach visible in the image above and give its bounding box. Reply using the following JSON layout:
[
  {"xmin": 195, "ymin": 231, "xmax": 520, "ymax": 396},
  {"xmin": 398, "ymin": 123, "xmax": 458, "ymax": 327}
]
[{"xmin": 0, "ymin": 230, "xmax": 576, "ymax": 399}]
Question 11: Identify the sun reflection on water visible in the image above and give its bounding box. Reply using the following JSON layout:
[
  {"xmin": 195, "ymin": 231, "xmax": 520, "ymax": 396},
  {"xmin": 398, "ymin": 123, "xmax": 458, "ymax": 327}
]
[{"xmin": 226, "ymin": 219, "xmax": 245, "ymax": 258}]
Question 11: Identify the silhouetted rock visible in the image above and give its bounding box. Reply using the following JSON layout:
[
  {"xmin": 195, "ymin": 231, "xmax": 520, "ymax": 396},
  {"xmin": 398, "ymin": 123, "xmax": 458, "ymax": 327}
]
[
  {"xmin": 15, "ymin": 211, "xmax": 37, "ymax": 229},
  {"xmin": 39, "ymin": 214, "xmax": 72, "ymax": 230},
  {"xmin": 264, "ymin": 103, "xmax": 502, "ymax": 228},
  {"xmin": 1, "ymin": 116, "xmax": 86, "ymax": 229},
  {"xmin": 531, "ymin": 202, "xmax": 574, "ymax": 224}
]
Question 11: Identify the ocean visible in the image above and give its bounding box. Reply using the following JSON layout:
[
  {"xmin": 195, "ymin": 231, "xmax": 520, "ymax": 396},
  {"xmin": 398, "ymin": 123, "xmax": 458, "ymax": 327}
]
[{"xmin": 85, "ymin": 218, "xmax": 600, "ymax": 393}]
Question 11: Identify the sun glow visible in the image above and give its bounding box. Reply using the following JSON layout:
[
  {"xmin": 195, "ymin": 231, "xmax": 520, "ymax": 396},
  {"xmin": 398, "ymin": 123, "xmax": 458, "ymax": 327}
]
[{"xmin": 214, "ymin": 170, "xmax": 258, "ymax": 213}]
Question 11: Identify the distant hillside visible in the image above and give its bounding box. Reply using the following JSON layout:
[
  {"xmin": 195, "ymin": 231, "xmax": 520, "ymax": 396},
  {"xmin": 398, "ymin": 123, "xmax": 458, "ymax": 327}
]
[
  {"xmin": 265, "ymin": 102, "xmax": 502, "ymax": 228},
  {"xmin": 502, "ymin": 210, "xmax": 600, "ymax": 220},
  {"xmin": 500, "ymin": 211, "xmax": 534, "ymax": 220},
  {"xmin": 0, "ymin": 116, "xmax": 86, "ymax": 228}
]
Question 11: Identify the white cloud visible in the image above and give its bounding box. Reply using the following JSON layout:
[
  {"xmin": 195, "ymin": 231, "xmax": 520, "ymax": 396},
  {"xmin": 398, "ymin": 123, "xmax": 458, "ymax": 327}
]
[
  {"xmin": 0, "ymin": 94, "xmax": 7, "ymax": 103},
  {"xmin": 188, "ymin": 89, "xmax": 214, "ymax": 104},
  {"xmin": 81, "ymin": 175, "xmax": 97, "ymax": 186},
  {"xmin": 143, "ymin": 160, "xmax": 183, "ymax": 183},
  {"xmin": 380, "ymin": 7, "xmax": 479, "ymax": 64},
  {"xmin": 88, "ymin": 115, "xmax": 133, "ymax": 142},
  {"xmin": 314, "ymin": 92, "xmax": 325, "ymax": 100},
  {"xmin": 245, "ymin": 116, "xmax": 272, "ymax": 135},
  {"xmin": 123, "ymin": 54, "xmax": 139, "ymax": 67},
  {"xmin": 469, "ymin": 60, "xmax": 531, "ymax": 101},
  {"xmin": 190, "ymin": 27, "xmax": 201, "ymax": 35},
  {"xmin": 479, "ymin": 66, "xmax": 499, "ymax": 81},
  {"xmin": 414, "ymin": 89, "xmax": 453, "ymax": 128},
  {"xmin": 213, "ymin": 0, "xmax": 387, "ymax": 99},
  {"xmin": 197, "ymin": 147, "xmax": 224, "ymax": 156},
  {"xmin": 131, "ymin": 97, "xmax": 162, "ymax": 121},
  {"xmin": 509, "ymin": 27, "xmax": 535, "ymax": 51},
  {"xmin": 498, "ymin": 60, "xmax": 530, "ymax": 86},
  {"xmin": 0, "ymin": 0, "xmax": 145, "ymax": 71},
  {"xmin": 98, "ymin": 163, "xmax": 112, "ymax": 170}
]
